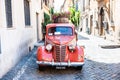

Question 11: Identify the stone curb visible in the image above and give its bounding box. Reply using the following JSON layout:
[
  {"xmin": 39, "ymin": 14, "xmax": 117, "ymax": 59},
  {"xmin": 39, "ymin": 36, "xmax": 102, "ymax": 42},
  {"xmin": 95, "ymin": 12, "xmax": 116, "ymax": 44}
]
[{"xmin": 99, "ymin": 45, "xmax": 120, "ymax": 49}]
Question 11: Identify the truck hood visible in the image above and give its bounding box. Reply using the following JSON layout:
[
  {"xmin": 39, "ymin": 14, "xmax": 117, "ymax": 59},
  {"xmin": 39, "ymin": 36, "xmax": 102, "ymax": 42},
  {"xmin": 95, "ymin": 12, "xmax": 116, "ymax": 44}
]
[{"xmin": 47, "ymin": 36, "xmax": 75, "ymax": 45}]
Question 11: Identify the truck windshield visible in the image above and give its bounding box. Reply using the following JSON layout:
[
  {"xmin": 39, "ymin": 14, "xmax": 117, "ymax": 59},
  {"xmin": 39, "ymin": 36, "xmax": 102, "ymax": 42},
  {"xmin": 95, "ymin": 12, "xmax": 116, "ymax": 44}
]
[{"xmin": 48, "ymin": 26, "xmax": 73, "ymax": 36}]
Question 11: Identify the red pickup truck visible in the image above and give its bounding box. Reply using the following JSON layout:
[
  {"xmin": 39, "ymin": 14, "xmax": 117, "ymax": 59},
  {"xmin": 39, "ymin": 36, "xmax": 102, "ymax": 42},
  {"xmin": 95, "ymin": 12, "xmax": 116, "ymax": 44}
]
[{"xmin": 36, "ymin": 23, "xmax": 84, "ymax": 70}]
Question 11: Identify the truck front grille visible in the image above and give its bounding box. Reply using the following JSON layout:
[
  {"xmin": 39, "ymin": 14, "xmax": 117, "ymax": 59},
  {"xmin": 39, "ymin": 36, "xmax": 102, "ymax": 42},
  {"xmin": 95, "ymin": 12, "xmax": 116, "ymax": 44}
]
[{"xmin": 54, "ymin": 45, "xmax": 66, "ymax": 62}]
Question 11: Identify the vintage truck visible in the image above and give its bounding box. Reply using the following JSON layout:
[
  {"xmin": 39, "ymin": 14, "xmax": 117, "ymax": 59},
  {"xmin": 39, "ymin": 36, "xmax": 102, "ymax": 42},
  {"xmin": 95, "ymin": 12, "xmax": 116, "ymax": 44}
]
[{"xmin": 36, "ymin": 23, "xmax": 84, "ymax": 70}]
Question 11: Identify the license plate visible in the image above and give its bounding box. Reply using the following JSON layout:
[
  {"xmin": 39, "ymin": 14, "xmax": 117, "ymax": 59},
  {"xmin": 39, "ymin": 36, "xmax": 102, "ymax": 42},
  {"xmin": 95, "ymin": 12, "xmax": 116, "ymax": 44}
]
[{"xmin": 56, "ymin": 67, "xmax": 66, "ymax": 69}]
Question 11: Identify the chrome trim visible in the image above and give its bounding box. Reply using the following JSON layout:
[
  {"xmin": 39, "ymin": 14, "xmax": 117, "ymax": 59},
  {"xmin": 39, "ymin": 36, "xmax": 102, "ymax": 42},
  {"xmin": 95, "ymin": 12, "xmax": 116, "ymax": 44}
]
[{"xmin": 36, "ymin": 61, "xmax": 84, "ymax": 66}]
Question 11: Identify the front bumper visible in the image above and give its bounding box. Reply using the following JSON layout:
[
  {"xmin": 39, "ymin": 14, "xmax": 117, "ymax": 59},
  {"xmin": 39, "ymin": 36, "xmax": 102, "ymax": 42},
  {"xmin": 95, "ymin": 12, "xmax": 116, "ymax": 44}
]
[{"xmin": 36, "ymin": 61, "xmax": 84, "ymax": 67}]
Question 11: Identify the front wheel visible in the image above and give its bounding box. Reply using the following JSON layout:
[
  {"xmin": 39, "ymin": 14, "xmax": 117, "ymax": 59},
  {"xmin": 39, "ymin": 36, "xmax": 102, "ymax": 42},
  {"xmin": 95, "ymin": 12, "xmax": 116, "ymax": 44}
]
[
  {"xmin": 76, "ymin": 66, "xmax": 83, "ymax": 70},
  {"xmin": 38, "ymin": 65, "xmax": 46, "ymax": 71}
]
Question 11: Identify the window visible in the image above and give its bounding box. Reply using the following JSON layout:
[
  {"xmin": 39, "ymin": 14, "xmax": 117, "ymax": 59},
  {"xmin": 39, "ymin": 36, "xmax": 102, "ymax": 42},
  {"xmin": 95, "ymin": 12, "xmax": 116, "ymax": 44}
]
[
  {"xmin": 45, "ymin": 0, "xmax": 48, "ymax": 6},
  {"xmin": 24, "ymin": 0, "xmax": 31, "ymax": 26},
  {"xmin": 100, "ymin": 7, "xmax": 104, "ymax": 26},
  {"xmin": 88, "ymin": 0, "xmax": 90, "ymax": 5},
  {"xmin": 41, "ymin": 0, "xmax": 43, "ymax": 9},
  {"xmin": 110, "ymin": 0, "xmax": 114, "ymax": 23},
  {"xmin": 5, "ymin": 0, "xmax": 13, "ymax": 28},
  {"xmin": 83, "ymin": 0, "xmax": 85, "ymax": 11},
  {"xmin": 48, "ymin": 27, "xmax": 73, "ymax": 36},
  {"xmin": 86, "ymin": 18, "xmax": 88, "ymax": 27}
]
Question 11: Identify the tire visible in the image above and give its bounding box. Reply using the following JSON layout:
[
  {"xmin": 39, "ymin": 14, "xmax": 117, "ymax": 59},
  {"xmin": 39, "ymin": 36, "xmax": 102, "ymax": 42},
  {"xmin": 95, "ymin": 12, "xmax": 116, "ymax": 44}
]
[
  {"xmin": 38, "ymin": 65, "xmax": 46, "ymax": 71},
  {"xmin": 76, "ymin": 66, "xmax": 83, "ymax": 70}
]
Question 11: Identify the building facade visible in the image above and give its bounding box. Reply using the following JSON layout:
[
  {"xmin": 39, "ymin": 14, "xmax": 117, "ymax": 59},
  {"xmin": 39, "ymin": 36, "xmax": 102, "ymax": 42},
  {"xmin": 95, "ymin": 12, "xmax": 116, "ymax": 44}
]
[
  {"xmin": 0, "ymin": 0, "xmax": 43, "ymax": 78},
  {"xmin": 60, "ymin": 0, "xmax": 74, "ymax": 12},
  {"xmin": 78, "ymin": 0, "xmax": 91, "ymax": 33},
  {"xmin": 42, "ymin": 0, "xmax": 54, "ymax": 16},
  {"xmin": 80, "ymin": 0, "xmax": 120, "ymax": 43}
]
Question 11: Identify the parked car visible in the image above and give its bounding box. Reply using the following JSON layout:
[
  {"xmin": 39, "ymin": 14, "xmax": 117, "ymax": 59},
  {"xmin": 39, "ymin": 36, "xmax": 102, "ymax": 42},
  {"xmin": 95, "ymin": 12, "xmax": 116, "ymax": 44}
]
[{"xmin": 36, "ymin": 23, "xmax": 84, "ymax": 70}]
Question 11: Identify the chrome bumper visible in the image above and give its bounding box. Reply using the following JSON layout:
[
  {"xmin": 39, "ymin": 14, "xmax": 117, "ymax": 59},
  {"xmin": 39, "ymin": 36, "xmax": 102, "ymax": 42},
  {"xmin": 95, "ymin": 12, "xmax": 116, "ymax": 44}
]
[{"xmin": 36, "ymin": 61, "xmax": 84, "ymax": 66}]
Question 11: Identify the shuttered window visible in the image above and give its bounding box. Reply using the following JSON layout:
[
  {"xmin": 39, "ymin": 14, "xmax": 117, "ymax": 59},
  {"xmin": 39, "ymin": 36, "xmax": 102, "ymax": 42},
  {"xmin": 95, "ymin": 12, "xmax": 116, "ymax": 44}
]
[
  {"xmin": 5, "ymin": 0, "xmax": 13, "ymax": 28},
  {"xmin": 24, "ymin": 0, "xmax": 31, "ymax": 26}
]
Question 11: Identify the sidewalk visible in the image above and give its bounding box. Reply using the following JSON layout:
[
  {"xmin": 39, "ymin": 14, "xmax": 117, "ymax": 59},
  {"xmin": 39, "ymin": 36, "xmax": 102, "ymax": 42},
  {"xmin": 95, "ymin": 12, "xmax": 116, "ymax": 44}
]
[
  {"xmin": 34, "ymin": 40, "xmax": 44, "ymax": 47},
  {"xmin": 77, "ymin": 32, "xmax": 120, "ymax": 63},
  {"xmin": 78, "ymin": 32, "xmax": 119, "ymax": 45}
]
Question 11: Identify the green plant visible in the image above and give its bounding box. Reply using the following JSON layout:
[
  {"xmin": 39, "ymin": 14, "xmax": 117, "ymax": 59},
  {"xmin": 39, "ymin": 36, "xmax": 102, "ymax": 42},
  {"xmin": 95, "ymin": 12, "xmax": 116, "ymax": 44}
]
[
  {"xmin": 69, "ymin": 7, "xmax": 80, "ymax": 27},
  {"xmin": 50, "ymin": 8, "xmax": 54, "ymax": 15},
  {"xmin": 42, "ymin": 13, "xmax": 52, "ymax": 33},
  {"xmin": 42, "ymin": 13, "xmax": 52, "ymax": 40}
]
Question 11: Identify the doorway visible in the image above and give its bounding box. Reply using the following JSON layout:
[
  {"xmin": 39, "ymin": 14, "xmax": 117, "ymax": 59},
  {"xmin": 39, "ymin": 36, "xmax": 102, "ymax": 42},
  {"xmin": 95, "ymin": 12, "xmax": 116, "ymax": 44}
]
[
  {"xmin": 99, "ymin": 7, "xmax": 105, "ymax": 36},
  {"xmin": 90, "ymin": 15, "xmax": 93, "ymax": 34},
  {"xmin": 36, "ymin": 13, "xmax": 40, "ymax": 41}
]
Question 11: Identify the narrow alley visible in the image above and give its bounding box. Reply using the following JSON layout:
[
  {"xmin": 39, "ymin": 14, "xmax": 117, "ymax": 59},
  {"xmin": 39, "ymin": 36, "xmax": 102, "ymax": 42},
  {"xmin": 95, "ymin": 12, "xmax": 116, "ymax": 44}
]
[
  {"xmin": 1, "ymin": 0, "xmax": 120, "ymax": 80},
  {"xmin": 2, "ymin": 33, "xmax": 120, "ymax": 80}
]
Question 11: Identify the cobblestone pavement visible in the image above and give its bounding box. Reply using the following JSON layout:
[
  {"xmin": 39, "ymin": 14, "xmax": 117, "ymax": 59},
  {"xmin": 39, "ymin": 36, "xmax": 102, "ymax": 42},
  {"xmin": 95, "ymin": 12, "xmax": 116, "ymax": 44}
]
[{"xmin": 1, "ymin": 33, "xmax": 120, "ymax": 80}]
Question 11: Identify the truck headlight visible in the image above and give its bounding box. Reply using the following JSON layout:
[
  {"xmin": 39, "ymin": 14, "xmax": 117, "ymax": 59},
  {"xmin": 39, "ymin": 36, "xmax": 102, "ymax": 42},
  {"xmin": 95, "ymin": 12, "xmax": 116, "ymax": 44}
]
[
  {"xmin": 46, "ymin": 44, "xmax": 52, "ymax": 51},
  {"xmin": 69, "ymin": 44, "xmax": 75, "ymax": 51}
]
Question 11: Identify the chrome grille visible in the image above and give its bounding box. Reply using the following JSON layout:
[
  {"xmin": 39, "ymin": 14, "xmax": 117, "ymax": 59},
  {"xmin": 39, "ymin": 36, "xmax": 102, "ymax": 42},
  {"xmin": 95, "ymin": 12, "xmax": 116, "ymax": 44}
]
[{"xmin": 54, "ymin": 45, "xmax": 66, "ymax": 62}]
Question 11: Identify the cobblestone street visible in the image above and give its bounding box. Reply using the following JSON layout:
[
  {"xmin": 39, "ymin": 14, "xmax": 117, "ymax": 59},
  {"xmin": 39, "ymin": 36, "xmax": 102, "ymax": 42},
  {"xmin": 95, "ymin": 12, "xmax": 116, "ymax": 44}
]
[{"xmin": 1, "ymin": 33, "xmax": 120, "ymax": 80}]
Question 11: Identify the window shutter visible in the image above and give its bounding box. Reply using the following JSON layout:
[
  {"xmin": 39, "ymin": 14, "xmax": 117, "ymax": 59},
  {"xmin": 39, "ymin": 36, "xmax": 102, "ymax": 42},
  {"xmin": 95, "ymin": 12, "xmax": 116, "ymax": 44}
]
[
  {"xmin": 24, "ymin": 0, "xmax": 31, "ymax": 26},
  {"xmin": 5, "ymin": 0, "xmax": 13, "ymax": 27}
]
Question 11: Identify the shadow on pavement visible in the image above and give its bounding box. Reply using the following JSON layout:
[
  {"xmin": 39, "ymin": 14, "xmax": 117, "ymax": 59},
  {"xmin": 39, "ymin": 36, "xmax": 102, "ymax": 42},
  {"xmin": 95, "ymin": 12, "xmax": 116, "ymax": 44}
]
[{"xmin": 99, "ymin": 45, "xmax": 120, "ymax": 49}]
